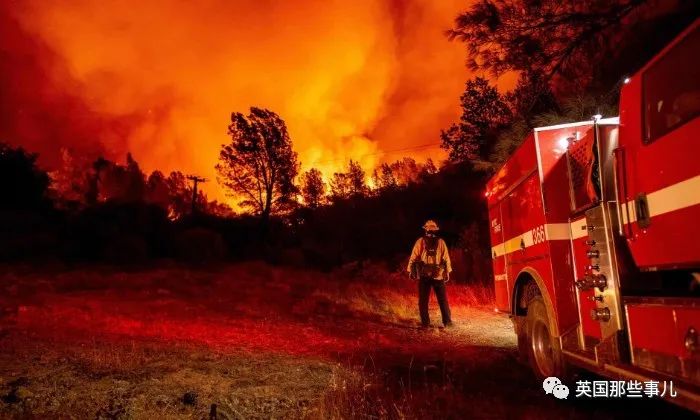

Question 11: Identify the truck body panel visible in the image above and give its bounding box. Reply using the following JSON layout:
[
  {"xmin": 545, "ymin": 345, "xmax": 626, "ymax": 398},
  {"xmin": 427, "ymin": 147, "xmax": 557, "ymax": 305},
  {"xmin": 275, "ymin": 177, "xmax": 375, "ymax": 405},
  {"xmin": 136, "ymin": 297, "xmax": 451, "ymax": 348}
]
[{"xmin": 485, "ymin": 17, "xmax": 700, "ymax": 413}]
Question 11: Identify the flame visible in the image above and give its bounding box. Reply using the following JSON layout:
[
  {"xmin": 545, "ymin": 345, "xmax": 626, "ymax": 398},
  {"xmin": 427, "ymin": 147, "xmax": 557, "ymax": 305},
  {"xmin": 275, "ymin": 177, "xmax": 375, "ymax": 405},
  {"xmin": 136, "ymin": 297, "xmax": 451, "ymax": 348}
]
[{"xmin": 1, "ymin": 0, "xmax": 514, "ymax": 203}]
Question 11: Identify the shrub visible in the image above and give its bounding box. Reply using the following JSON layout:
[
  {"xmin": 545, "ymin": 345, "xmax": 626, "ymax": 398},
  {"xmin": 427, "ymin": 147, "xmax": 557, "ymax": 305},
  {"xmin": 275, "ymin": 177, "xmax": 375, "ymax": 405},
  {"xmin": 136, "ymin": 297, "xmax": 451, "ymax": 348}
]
[{"xmin": 174, "ymin": 228, "xmax": 226, "ymax": 263}]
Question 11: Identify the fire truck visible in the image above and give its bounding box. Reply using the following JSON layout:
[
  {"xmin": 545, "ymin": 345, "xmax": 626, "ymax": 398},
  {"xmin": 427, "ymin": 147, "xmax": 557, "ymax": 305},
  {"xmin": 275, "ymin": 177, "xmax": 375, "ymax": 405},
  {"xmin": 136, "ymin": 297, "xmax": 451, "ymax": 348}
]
[{"xmin": 486, "ymin": 20, "xmax": 700, "ymax": 410}]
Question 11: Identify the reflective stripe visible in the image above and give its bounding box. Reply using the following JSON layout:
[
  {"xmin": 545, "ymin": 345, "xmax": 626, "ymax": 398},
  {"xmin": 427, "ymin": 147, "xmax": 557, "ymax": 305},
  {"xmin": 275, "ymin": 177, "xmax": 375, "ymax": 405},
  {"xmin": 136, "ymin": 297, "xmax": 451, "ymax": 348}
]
[
  {"xmin": 570, "ymin": 218, "xmax": 588, "ymax": 240},
  {"xmin": 492, "ymin": 222, "xmax": 573, "ymax": 259},
  {"xmin": 491, "ymin": 175, "xmax": 700, "ymax": 259},
  {"xmin": 546, "ymin": 223, "xmax": 571, "ymax": 241},
  {"xmin": 491, "ymin": 219, "xmax": 591, "ymax": 259},
  {"xmin": 621, "ymin": 175, "xmax": 700, "ymax": 226}
]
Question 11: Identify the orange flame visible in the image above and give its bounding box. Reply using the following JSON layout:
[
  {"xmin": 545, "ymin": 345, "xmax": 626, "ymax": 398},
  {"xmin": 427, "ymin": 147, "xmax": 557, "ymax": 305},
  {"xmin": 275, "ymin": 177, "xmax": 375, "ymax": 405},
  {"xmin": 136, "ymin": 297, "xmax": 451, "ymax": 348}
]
[{"xmin": 4, "ymin": 0, "xmax": 514, "ymax": 203}]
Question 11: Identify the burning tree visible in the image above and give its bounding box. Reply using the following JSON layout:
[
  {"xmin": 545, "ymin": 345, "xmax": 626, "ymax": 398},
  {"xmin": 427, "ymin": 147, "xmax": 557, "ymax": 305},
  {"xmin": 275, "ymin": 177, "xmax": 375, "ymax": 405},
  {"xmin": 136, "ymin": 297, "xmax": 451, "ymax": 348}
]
[{"xmin": 216, "ymin": 107, "xmax": 300, "ymax": 222}]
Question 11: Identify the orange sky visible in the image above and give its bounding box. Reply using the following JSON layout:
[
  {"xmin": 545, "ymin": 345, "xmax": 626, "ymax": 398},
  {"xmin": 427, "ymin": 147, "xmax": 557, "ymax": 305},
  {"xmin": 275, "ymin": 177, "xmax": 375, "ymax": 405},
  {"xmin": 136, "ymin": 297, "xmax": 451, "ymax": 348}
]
[{"xmin": 3, "ymin": 0, "xmax": 514, "ymax": 202}]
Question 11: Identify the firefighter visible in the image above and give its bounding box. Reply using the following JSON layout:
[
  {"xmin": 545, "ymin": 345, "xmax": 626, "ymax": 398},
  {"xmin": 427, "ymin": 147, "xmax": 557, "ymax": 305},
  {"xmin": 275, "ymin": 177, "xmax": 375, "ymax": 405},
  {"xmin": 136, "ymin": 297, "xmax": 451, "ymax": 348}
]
[{"xmin": 407, "ymin": 220, "xmax": 453, "ymax": 328}]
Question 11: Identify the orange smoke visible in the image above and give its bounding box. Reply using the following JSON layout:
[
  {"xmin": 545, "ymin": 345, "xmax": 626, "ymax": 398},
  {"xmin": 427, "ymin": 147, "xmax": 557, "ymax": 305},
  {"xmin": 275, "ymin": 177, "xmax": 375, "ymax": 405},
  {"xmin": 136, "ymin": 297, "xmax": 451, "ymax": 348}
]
[{"xmin": 2, "ymin": 0, "xmax": 502, "ymax": 202}]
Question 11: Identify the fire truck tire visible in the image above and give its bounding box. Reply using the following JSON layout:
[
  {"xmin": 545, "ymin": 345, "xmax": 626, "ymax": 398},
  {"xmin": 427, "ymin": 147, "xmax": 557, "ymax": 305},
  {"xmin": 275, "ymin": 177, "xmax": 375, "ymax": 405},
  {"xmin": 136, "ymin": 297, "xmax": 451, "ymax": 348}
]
[{"xmin": 525, "ymin": 296, "xmax": 567, "ymax": 380}]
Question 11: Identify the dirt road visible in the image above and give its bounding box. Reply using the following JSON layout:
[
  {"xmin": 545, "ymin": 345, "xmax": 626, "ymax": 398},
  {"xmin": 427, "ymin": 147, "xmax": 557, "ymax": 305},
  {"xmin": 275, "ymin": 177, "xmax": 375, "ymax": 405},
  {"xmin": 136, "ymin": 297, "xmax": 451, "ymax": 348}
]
[{"xmin": 0, "ymin": 264, "xmax": 694, "ymax": 418}]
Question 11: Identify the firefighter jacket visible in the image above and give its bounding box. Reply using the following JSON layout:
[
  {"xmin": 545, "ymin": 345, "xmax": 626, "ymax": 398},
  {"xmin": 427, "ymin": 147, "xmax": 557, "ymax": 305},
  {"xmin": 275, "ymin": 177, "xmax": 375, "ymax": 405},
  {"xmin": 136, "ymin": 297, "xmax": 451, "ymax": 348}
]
[{"xmin": 407, "ymin": 236, "xmax": 452, "ymax": 281}]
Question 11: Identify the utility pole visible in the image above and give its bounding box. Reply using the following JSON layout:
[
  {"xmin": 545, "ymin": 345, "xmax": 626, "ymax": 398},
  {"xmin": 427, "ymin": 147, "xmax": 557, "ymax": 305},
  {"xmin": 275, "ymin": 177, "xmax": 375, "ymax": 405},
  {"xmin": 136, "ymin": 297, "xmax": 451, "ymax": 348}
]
[{"xmin": 186, "ymin": 175, "xmax": 207, "ymax": 215}]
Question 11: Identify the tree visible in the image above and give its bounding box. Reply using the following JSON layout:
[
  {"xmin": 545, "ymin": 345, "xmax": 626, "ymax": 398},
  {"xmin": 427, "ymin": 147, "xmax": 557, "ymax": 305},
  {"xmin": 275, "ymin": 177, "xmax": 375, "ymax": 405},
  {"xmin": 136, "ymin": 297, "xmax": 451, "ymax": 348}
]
[
  {"xmin": 440, "ymin": 77, "xmax": 511, "ymax": 162},
  {"xmin": 418, "ymin": 158, "xmax": 439, "ymax": 182},
  {"xmin": 329, "ymin": 160, "xmax": 368, "ymax": 201},
  {"xmin": 145, "ymin": 170, "xmax": 171, "ymax": 209},
  {"xmin": 86, "ymin": 157, "xmax": 109, "ymax": 205},
  {"xmin": 91, "ymin": 154, "xmax": 147, "ymax": 203},
  {"xmin": 372, "ymin": 163, "xmax": 397, "ymax": 191},
  {"xmin": 473, "ymin": 71, "xmax": 559, "ymax": 171},
  {"xmin": 506, "ymin": 71, "xmax": 559, "ymax": 124},
  {"xmin": 447, "ymin": 0, "xmax": 649, "ymax": 86},
  {"xmin": 216, "ymin": 107, "xmax": 300, "ymax": 221},
  {"xmin": 483, "ymin": 119, "xmax": 531, "ymax": 171},
  {"xmin": 422, "ymin": 158, "xmax": 438, "ymax": 175},
  {"xmin": 346, "ymin": 160, "xmax": 369, "ymax": 197},
  {"xmin": 166, "ymin": 171, "xmax": 191, "ymax": 218},
  {"xmin": 0, "ymin": 142, "xmax": 49, "ymax": 210},
  {"xmin": 205, "ymin": 200, "xmax": 236, "ymax": 218},
  {"xmin": 301, "ymin": 168, "xmax": 326, "ymax": 208},
  {"xmin": 329, "ymin": 172, "xmax": 351, "ymax": 201},
  {"xmin": 50, "ymin": 148, "xmax": 93, "ymax": 208},
  {"xmin": 533, "ymin": 93, "xmax": 620, "ymax": 127},
  {"xmin": 123, "ymin": 153, "xmax": 146, "ymax": 202},
  {"xmin": 389, "ymin": 157, "xmax": 422, "ymax": 186}
]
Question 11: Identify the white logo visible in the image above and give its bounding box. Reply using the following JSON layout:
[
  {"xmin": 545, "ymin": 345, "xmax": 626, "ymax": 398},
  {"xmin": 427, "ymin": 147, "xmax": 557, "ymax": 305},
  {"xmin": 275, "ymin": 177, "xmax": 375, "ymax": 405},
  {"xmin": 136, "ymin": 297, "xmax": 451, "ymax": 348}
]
[
  {"xmin": 553, "ymin": 384, "xmax": 570, "ymax": 399},
  {"xmin": 543, "ymin": 377, "xmax": 561, "ymax": 394},
  {"xmin": 543, "ymin": 377, "xmax": 569, "ymax": 399}
]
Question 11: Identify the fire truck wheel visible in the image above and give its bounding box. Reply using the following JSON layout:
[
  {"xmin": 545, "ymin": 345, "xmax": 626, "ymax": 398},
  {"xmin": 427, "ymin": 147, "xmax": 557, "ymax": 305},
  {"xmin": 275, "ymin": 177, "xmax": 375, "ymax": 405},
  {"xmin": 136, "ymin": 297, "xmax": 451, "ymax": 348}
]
[{"xmin": 525, "ymin": 296, "xmax": 566, "ymax": 380}]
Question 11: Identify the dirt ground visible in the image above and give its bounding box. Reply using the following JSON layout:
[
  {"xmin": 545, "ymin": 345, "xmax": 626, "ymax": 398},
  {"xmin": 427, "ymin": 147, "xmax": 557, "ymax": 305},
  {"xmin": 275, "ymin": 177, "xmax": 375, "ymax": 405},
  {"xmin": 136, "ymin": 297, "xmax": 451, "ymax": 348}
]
[{"xmin": 0, "ymin": 263, "xmax": 695, "ymax": 419}]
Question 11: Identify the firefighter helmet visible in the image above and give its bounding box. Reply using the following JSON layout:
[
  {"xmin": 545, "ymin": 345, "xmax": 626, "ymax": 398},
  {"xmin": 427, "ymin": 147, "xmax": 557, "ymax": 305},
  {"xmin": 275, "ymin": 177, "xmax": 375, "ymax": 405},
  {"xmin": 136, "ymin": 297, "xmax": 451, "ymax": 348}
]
[{"xmin": 423, "ymin": 220, "xmax": 439, "ymax": 231}]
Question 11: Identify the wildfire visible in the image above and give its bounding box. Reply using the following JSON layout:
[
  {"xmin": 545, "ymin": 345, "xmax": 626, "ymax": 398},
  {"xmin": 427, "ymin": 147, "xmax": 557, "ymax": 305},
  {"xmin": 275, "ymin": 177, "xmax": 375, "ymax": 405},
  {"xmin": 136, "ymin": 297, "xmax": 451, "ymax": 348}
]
[{"xmin": 0, "ymin": 0, "xmax": 503, "ymax": 202}]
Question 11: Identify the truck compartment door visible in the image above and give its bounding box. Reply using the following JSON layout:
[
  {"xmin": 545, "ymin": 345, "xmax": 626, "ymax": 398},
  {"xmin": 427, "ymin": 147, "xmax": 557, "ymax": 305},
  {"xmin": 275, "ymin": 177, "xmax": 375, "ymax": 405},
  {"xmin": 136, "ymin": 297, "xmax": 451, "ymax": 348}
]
[{"xmin": 626, "ymin": 299, "xmax": 700, "ymax": 383}]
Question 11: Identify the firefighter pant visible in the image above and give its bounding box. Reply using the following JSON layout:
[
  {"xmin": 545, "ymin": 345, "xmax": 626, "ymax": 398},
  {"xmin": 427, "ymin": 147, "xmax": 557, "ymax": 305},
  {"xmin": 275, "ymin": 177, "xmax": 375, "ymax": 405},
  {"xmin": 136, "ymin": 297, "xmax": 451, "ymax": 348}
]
[{"xmin": 418, "ymin": 277, "xmax": 452, "ymax": 326}]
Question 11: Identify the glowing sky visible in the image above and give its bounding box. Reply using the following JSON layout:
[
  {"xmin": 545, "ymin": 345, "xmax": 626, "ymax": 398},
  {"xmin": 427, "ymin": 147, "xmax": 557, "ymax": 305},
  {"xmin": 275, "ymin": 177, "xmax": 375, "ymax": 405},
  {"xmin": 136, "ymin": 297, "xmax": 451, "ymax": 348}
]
[{"xmin": 1, "ymin": 0, "xmax": 513, "ymax": 200}]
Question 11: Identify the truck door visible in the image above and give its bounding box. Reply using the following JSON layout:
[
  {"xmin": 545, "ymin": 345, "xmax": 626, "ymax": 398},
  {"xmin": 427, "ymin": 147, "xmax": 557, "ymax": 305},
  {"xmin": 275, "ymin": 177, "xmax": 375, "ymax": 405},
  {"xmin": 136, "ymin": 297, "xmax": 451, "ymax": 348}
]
[{"xmin": 617, "ymin": 22, "xmax": 700, "ymax": 270}]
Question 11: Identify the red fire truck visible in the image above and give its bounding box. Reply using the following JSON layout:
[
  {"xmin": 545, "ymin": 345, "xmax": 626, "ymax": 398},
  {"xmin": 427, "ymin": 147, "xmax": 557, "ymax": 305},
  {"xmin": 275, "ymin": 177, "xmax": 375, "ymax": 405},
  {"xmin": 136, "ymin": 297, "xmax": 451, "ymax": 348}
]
[{"xmin": 486, "ymin": 20, "xmax": 700, "ymax": 410}]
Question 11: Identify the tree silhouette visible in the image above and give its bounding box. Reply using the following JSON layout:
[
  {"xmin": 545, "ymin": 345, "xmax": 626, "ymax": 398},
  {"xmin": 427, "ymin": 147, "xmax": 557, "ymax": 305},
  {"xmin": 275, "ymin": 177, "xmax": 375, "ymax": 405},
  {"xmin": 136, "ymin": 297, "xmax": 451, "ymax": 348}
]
[
  {"xmin": 389, "ymin": 157, "xmax": 422, "ymax": 186},
  {"xmin": 89, "ymin": 154, "xmax": 147, "ymax": 203},
  {"xmin": 329, "ymin": 172, "xmax": 351, "ymax": 201},
  {"xmin": 216, "ymin": 107, "xmax": 299, "ymax": 222},
  {"xmin": 476, "ymin": 71, "xmax": 559, "ymax": 171},
  {"xmin": 447, "ymin": 0, "xmax": 649, "ymax": 84},
  {"xmin": 205, "ymin": 200, "xmax": 235, "ymax": 218},
  {"xmin": 301, "ymin": 168, "xmax": 326, "ymax": 208},
  {"xmin": 0, "ymin": 142, "xmax": 49, "ymax": 210},
  {"xmin": 50, "ymin": 148, "xmax": 93, "ymax": 209},
  {"xmin": 346, "ymin": 160, "xmax": 369, "ymax": 197},
  {"xmin": 158, "ymin": 171, "xmax": 210, "ymax": 219},
  {"xmin": 440, "ymin": 77, "xmax": 511, "ymax": 162},
  {"xmin": 165, "ymin": 171, "xmax": 191, "ymax": 218},
  {"xmin": 506, "ymin": 71, "xmax": 559, "ymax": 125},
  {"xmin": 145, "ymin": 170, "xmax": 171, "ymax": 209},
  {"xmin": 123, "ymin": 153, "xmax": 146, "ymax": 202},
  {"xmin": 422, "ymin": 158, "xmax": 438, "ymax": 176},
  {"xmin": 372, "ymin": 163, "xmax": 397, "ymax": 191},
  {"xmin": 330, "ymin": 160, "xmax": 368, "ymax": 201}
]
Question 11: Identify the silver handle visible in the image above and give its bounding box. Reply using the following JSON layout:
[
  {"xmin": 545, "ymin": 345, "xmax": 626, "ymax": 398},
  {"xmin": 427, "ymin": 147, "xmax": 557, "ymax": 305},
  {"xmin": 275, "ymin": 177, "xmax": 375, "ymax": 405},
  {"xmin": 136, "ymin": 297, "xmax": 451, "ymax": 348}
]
[{"xmin": 612, "ymin": 148, "xmax": 625, "ymax": 236}]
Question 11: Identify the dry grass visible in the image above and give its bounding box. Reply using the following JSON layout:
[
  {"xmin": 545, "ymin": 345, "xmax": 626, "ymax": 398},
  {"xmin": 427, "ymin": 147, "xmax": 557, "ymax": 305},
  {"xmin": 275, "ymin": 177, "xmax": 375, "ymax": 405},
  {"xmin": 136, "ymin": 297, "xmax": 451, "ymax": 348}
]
[
  {"xmin": 0, "ymin": 262, "xmax": 501, "ymax": 419},
  {"xmin": 1, "ymin": 263, "xmax": 685, "ymax": 419},
  {"xmin": 0, "ymin": 335, "xmax": 347, "ymax": 419}
]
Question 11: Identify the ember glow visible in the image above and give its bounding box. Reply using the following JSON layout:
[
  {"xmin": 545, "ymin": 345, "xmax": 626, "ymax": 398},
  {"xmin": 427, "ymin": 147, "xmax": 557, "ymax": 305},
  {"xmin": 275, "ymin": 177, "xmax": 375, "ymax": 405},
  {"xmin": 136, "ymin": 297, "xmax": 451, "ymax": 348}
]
[{"xmin": 0, "ymin": 0, "xmax": 495, "ymax": 201}]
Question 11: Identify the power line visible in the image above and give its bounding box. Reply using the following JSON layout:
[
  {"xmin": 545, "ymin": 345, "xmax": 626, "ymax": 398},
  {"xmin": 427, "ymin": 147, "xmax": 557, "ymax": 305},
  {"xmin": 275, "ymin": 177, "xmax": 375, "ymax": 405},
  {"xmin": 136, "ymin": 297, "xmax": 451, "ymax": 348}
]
[{"xmin": 307, "ymin": 142, "xmax": 443, "ymax": 167}]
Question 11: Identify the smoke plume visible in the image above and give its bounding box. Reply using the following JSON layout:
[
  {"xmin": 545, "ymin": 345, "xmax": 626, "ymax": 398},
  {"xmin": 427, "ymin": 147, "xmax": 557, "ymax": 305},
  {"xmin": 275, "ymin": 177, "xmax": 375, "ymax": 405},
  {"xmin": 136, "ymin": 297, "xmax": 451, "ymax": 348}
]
[{"xmin": 1, "ymin": 0, "xmax": 493, "ymax": 201}]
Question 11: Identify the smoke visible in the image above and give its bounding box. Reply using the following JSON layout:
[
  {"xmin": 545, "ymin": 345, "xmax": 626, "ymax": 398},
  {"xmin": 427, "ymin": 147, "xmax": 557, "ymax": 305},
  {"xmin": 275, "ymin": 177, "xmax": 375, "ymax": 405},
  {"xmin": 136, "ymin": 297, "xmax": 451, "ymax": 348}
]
[{"xmin": 1, "ymin": 0, "xmax": 480, "ymax": 201}]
